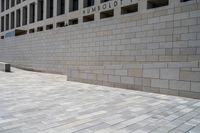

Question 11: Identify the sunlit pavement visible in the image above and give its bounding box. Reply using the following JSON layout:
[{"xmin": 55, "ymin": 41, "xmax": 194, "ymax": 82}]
[{"xmin": 0, "ymin": 68, "xmax": 200, "ymax": 133}]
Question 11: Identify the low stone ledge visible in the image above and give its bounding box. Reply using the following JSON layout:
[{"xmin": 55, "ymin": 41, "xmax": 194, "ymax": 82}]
[{"xmin": 0, "ymin": 62, "xmax": 11, "ymax": 72}]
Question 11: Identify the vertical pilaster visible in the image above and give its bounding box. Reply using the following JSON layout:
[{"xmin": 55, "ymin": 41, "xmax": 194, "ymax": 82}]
[
  {"xmin": 114, "ymin": 0, "xmax": 121, "ymax": 18},
  {"xmin": 13, "ymin": 11, "xmax": 15, "ymax": 29},
  {"xmin": 4, "ymin": 0, "xmax": 6, "ymax": 11},
  {"xmin": 35, "ymin": 1, "xmax": 38, "ymax": 22},
  {"xmin": 138, "ymin": 0, "xmax": 147, "ymax": 13},
  {"xmin": 95, "ymin": 0, "xmax": 100, "ymax": 21},
  {"xmin": 27, "ymin": 3, "xmax": 30, "ymax": 24},
  {"xmin": 0, "ymin": 0, "xmax": 1, "ymax": 13},
  {"xmin": 44, "ymin": 0, "xmax": 47, "ymax": 19},
  {"xmin": 169, "ymin": 0, "xmax": 180, "ymax": 7},
  {"xmin": 54, "ymin": 0, "xmax": 57, "ymax": 16},
  {"xmin": 79, "ymin": 0, "xmax": 84, "ymax": 23},
  {"xmin": 65, "ymin": 0, "xmax": 69, "ymax": 14},
  {"xmin": 20, "ymin": 8, "xmax": 22, "ymax": 27},
  {"xmin": 9, "ymin": 11, "xmax": 11, "ymax": 29}
]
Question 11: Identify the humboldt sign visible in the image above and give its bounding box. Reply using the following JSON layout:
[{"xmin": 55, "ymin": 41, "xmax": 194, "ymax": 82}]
[{"xmin": 82, "ymin": 0, "xmax": 134, "ymax": 15}]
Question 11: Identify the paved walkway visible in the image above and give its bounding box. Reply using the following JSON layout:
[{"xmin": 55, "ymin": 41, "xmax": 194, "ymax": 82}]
[{"xmin": 0, "ymin": 68, "xmax": 200, "ymax": 133}]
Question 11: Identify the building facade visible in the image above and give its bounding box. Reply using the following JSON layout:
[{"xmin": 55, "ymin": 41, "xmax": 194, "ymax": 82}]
[{"xmin": 0, "ymin": 0, "xmax": 200, "ymax": 99}]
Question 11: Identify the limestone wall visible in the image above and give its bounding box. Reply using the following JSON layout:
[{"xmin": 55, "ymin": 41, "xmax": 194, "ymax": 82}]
[
  {"xmin": 0, "ymin": 0, "xmax": 200, "ymax": 98},
  {"xmin": 67, "ymin": 61, "xmax": 200, "ymax": 99}
]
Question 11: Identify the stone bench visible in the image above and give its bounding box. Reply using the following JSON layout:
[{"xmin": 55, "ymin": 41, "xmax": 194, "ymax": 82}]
[{"xmin": 0, "ymin": 62, "xmax": 11, "ymax": 72}]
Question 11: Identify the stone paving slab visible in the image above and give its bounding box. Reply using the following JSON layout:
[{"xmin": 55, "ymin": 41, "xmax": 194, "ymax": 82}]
[{"xmin": 0, "ymin": 68, "xmax": 200, "ymax": 133}]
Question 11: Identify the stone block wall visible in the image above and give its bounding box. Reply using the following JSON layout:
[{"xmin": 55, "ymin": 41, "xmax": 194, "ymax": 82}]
[
  {"xmin": 67, "ymin": 61, "xmax": 200, "ymax": 99},
  {"xmin": 0, "ymin": 0, "xmax": 200, "ymax": 98}
]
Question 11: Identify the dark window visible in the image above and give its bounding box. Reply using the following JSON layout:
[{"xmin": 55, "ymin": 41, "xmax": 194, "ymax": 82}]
[
  {"xmin": 47, "ymin": 0, "xmax": 53, "ymax": 18},
  {"xmin": 11, "ymin": 12, "xmax": 15, "ymax": 29},
  {"xmin": 69, "ymin": 0, "xmax": 78, "ymax": 12},
  {"xmin": 147, "ymin": 0, "xmax": 169, "ymax": 9},
  {"xmin": 1, "ymin": 0, "xmax": 5, "ymax": 12},
  {"xmin": 180, "ymin": 0, "xmax": 192, "ymax": 2},
  {"xmin": 16, "ymin": 9, "xmax": 21, "ymax": 27},
  {"xmin": 100, "ymin": 10, "xmax": 114, "ymax": 19},
  {"xmin": 46, "ymin": 24, "xmax": 53, "ymax": 30},
  {"xmin": 29, "ymin": 28, "xmax": 35, "ymax": 33},
  {"xmin": 101, "ymin": 0, "xmax": 110, "ymax": 3},
  {"xmin": 38, "ymin": 0, "xmax": 44, "ymax": 21},
  {"xmin": 6, "ymin": 14, "xmax": 9, "ymax": 30},
  {"xmin": 84, "ymin": 0, "xmax": 94, "ymax": 8},
  {"xmin": 121, "ymin": 4, "xmax": 138, "ymax": 15},
  {"xmin": 11, "ymin": 0, "xmax": 15, "ymax": 7},
  {"xmin": 69, "ymin": 18, "xmax": 78, "ymax": 25},
  {"xmin": 37, "ymin": 26, "xmax": 43, "ymax": 32},
  {"xmin": 1, "ymin": 16, "xmax": 4, "ymax": 32},
  {"xmin": 56, "ymin": 21, "xmax": 65, "ymax": 27},
  {"xmin": 6, "ymin": 0, "xmax": 9, "ymax": 10},
  {"xmin": 57, "ymin": 0, "xmax": 65, "ymax": 15},
  {"xmin": 16, "ymin": 0, "xmax": 21, "ymax": 4},
  {"xmin": 83, "ymin": 14, "xmax": 94, "ymax": 22},
  {"xmin": 23, "ymin": 6, "xmax": 27, "ymax": 25},
  {"xmin": 29, "ymin": 2, "xmax": 35, "ymax": 23}
]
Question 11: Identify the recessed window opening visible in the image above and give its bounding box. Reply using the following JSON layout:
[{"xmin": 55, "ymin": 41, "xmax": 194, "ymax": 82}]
[
  {"xmin": 69, "ymin": 0, "xmax": 78, "ymax": 12},
  {"xmin": 56, "ymin": 21, "xmax": 65, "ymax": 27},
  {"xmin": 11, "ymin": 12, "xmax": 15, "ymax": 29},
  {"xmin": 121, "ymin": 4, "xmax": 138, "ymax": 15},
  {"xmin": 1, "ymin": 36, "xmax": 4, "ymax": 39},
  {"xmin": 180, "ymin": 0, "xmax": 192, "ymax": 2},
  {"xmin": 11, "ymin": 0, "xmax": 15, "ymax": 7},
  {"xmin": 15, "ymin": 30, "xmax": 27, "ymax": 36},
  {"xmin": 1, "ymin": 0, "xmax": 5, "ymax": 12},
  {"xmin": 147, "ymin": 0, "xmax": 169, "ymax": 9},
  {"xmin": 84, "ymin": 0, "xmax": 94, "ymax": 8},
  {"xmin": 69, "ymin": 18, "xmax": 78, "ymax": 25},
  {"xmin": 57, "ymin": 0, "xmax": 65, "ymax": 15},
  {"xmin": 101, "ymin": 0, "xmax": 110, "ymax": 3},
  {"xmin": 100, "ymin": 10, "xmax": 114, "ymax": 19},
  {"xmin": 47, "ymin": 0, "xmax": 53, "ymax": 18},
  {"xmin": 46, "ymin": 24, "xmax": 53, "ymax": 30},
  {"xmin": 29, "ymin": 3, "xmax": 35, "ymax": 23},
  {"xmin": 83, "ymin": 14, "xmax": 94, "ymax": 22},
  {"xmin": 1, "ymin": 16, "xmax": 4, "ymax": 32},
  {"xmin": 29, "ymin": 29, "xmax": 35, "ymax": 33},
  {"xmin": 6, "ymin": 14, "xmax": 9, "ymax": 30},
  {"xmin": 6, "ymin": 0, "xmax": 10, "ymax": 10},
  {"xmin": 38, "ymin": 0, "xmax": 44, "ymax": 21},
  {"xmin": 16, "ymin": 9, "xmax": 21, "ymax": 27},
  {"xmin": 17, "ymin": 0, "xmax": 21, "ymax": 4},
  {"xmin": 37, "ymin": 26, "xmax": 43, "ymax": 32},
  {"xmin": 22, "ymin": 6, "xmax": 28, "ymax": 26}
]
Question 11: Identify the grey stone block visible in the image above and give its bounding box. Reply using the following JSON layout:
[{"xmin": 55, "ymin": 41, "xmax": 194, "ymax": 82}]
[
  {"xmin": 160, "ymin": 69, "xmax": 180, "ymax": 80},
  {"xmin": 0, "ymin": 62, "xmax": 11, "ymax": 72},
  {"xmin": 191, "ymin": 82, "xmax": 200, "ymax": 92}
]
